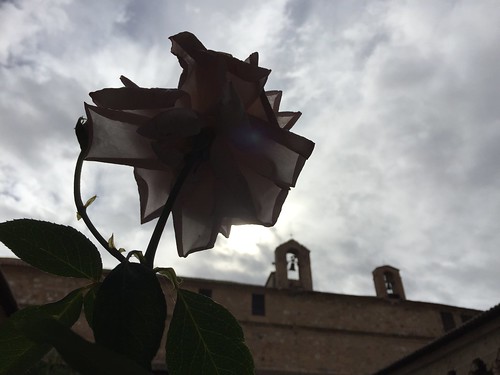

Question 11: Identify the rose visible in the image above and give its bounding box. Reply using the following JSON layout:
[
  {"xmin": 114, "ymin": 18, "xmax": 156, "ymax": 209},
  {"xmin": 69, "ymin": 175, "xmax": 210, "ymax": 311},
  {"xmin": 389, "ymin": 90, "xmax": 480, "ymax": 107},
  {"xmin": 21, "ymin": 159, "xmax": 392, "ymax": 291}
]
[{"xmin": 81, "ymin": 32, "xmax": 314, "ymax": 257}]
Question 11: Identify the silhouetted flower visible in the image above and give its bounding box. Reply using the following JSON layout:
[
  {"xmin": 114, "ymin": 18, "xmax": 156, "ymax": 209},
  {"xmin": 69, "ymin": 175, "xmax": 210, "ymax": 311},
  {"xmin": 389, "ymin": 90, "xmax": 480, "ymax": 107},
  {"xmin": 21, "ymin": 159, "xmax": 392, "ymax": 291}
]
[{"xmin": 81, "ymin": 32, "xmax": 314, "ymax": 256}]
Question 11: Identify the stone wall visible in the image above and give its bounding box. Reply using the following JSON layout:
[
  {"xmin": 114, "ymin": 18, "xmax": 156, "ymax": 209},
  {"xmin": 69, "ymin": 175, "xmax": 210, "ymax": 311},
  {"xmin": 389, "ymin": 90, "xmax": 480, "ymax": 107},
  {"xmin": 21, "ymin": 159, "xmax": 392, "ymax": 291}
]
[
  {"xmin": 0, "ymin": 258, "xmax": 482, "ymax": 375},
  {"xmin": 373, "ymin": 305, "xmax": 500, "ymax": 375},
  {"xmin": 178, "ymin": 278, "xmax": 480, "ymax": 374}
]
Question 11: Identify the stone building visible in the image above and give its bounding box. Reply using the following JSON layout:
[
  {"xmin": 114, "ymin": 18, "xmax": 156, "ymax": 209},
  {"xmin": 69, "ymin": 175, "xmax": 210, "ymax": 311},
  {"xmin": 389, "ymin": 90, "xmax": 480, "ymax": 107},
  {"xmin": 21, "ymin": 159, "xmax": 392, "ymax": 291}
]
[
  {"xmin": 373, "ymin": 303, "xmax": 500, "ymax": 375},
  {"xmin": 0, "ymin": 239, "xmax": 483, "ymax": 374}
]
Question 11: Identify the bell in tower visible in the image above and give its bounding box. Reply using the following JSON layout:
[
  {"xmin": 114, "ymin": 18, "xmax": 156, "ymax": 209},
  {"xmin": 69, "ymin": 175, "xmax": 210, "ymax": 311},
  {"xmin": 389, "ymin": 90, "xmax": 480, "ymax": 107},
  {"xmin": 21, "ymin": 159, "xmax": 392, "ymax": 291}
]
[{"xmin": 265, "ymin": 240, "xmax": 313, "ymax": 291}]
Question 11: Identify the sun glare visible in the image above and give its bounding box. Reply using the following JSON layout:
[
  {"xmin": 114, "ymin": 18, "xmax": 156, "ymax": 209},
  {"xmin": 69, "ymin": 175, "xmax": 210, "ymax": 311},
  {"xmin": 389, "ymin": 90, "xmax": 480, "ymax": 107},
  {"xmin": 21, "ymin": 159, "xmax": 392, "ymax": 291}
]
[{"xmin": 222, "ymin": 225, "xmax": 274, "ymax": 255}]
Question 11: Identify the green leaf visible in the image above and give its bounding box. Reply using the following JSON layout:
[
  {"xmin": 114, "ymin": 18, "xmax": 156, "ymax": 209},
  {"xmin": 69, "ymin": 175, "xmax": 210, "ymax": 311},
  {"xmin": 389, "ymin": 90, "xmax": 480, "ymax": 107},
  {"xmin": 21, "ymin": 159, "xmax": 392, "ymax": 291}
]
[
  {"xmin": 21, "ymin": 318, "xmax": 151, "ymax": 375},
  {"xmin": 166, "ymin": 289, "xmax": 254, "ymax": 375},
  {"xmin": 92, "ymin": 262, "xmax": 166, "ymax": 370},
  {"xmin": 0, "ymin": 288, "xmax": 84, "ymax": 375},
  {"xmin": 0, "ymin": 219, "xmax": 102, "ymax": 281},
  {"xmin": 83, "ymin": 283, "xmax": 100, "ymax": 329}
]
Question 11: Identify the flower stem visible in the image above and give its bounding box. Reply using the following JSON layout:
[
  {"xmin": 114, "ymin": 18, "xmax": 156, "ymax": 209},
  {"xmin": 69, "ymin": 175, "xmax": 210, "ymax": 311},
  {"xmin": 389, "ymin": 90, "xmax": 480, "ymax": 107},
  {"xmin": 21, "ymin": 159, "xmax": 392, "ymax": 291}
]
[
  {"xmin": 74, "ymin": 151, "xmax": 127, "ymax": 263},
  {"xmin": 144, "ymin": 155, "xmax": 196, "ymax": 268}
]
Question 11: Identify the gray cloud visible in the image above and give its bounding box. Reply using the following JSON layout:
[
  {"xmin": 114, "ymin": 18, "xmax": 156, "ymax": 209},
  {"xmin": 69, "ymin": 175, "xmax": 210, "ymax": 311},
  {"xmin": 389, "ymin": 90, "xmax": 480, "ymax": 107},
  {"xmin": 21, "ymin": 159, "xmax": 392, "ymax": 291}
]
[{"xmin": 1, "ymin": 0, "xmax": 500, "ymax": 311}]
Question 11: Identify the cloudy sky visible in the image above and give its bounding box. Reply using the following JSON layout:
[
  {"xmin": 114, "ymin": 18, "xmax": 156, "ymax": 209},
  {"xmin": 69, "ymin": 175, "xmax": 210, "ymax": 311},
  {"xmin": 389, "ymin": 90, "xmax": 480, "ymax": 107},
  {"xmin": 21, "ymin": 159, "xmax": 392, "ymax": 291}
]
[{"xmin": 1, "ymin": 0, "xmax": 500, "ymax": 311}]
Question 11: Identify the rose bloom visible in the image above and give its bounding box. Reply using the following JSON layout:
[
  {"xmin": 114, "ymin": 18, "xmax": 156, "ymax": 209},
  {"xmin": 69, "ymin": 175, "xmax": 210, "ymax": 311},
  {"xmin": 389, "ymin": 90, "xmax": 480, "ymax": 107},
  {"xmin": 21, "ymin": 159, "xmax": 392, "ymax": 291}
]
[{"xmin": 82, "ymin": 32, "xmax": 314, "ymax": 257}]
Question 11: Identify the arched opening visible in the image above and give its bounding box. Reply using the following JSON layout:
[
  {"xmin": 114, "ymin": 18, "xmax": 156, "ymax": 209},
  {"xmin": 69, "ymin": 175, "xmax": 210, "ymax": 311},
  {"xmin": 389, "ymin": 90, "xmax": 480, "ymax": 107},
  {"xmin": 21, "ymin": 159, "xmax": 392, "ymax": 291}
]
[
  {"xmin": 383, "ymin": 271, "xmax": 401, "ymax": 299},
  {"xmin": 269, "ymin": 239, "xmax": 313, "ymax": 291},
  {"xmin": 383, "ymin": 272, "xmax": 395, "ymax": 295},
  {"xmin": 286, "ymin": 251, "xmax": 299, "ymax": 280}
]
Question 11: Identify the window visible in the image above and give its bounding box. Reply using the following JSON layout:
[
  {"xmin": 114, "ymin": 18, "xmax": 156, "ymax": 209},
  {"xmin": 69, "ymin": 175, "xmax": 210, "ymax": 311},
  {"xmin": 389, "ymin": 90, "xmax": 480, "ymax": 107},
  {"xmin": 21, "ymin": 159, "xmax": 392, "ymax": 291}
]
[
  {"xmin": 199, "ymin": 288, "xmax": 212, "ymax": 298},
  {"xmin": 252, "ymin": 293, "xmax": 265, "ymax": 316},
  {"xmin": 440, "ymin": 311, "xmax": 456, "ymax": 332}
]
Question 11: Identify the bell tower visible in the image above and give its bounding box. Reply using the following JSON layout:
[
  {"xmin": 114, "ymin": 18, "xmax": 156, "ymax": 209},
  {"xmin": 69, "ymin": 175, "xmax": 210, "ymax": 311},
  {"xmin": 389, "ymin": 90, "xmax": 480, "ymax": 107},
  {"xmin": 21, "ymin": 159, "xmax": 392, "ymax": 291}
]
[
  {"xmin": 373, "ymin": 265, "xmax": 406, "ymax": 300},
  {"xmin": 266, "ymin": 240, "xmax": 313, "ymax": 291}
]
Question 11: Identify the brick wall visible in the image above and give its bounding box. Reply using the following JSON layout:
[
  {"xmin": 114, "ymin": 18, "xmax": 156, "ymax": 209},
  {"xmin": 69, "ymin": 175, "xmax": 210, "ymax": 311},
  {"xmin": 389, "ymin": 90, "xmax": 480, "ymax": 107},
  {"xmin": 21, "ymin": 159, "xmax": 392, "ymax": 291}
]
[{"xmin": 0, "ymin": 258, "xmax": 482, "ymax": 375}]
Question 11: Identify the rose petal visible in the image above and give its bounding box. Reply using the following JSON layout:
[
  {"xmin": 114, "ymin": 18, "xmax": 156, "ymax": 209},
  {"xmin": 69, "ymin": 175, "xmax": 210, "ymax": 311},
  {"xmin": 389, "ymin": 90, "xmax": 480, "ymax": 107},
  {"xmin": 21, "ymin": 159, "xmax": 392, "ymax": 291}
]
[
  {"xmin": 90, "ymin": 87, "xmax": 186, "ymax": 110},
  {"xmin": 264, "ymin": 91, "xmax": 301, "ymax": 130},
  {"xmin": 170, "ymin": 33, "xmax": 226, "ymax": 112},
  {"xmin": 84, "ymin": 104, "xmax": 163, "ymax": 169},
  {"xmin": 150, "ymin": 142, "xmax": 185, "ymax": 168},
  {"xmin": 259, "ymin": 90, "xmax": 282, "ymax": 128},
  {"xmin": 266, "ymin": 90, "xmax": 282, "ymax": 112},
  {"xmin": 245, "ymin": 52, "xmax": 259, "ymax": 66},
  {"xmin": 239, "ymin": 165, "xmax": 289, "ymax": 225},
  {"xmin": 219, "ymin": 52, "xmax": 270, "ymax": 83},
  {"xmin": 230, "ymin": 133, "xmax": 309, "ymax": 188},
  {"xmin": 210, "ymin": 138, "xmax": 256, "ymax": 219},
  {"xmin": 120, "ymin": 75, "xmax": 139, "ymax": 88},
  {"xmin": 138, "ymin": 108, "xmax": 202, "ymax": 139},
  {"xmin": 180, "ymin": 53, "xmax": 227, "ymax": 112},
  {"xmin": 169, "ymin": 32, "xmax": 208, "ymax": 60},
  {"xmin": 219, "ymin": 219, "xmax": 232, "ymax": 237},
  {"xmin": 226, "ymin": 71, "xmax": 266, "ymax": 110},
  {"xmin": 246, "ymin": 93, "xmax": 271, "ymax": 123},
  {"xmin": 217, "ymin": 86, "xmax": 310, "ymax": 187},
  {"xmin": 277, "ymin": 111, "xmax": 301, "ymax": 130},
  {"xmin": 134, "ymin": 168, "xmax": 175, "ymax": 223},
  {"xmin": 221, "ymin": 52, "xmax": 269, "ymax": 111},
  {"xmin": 173, "ymin": 164, "xmax": 221, "ymax": 256},
  {"xmin": 250, "ymin": 117, "xmax": 315, "ymax": 158},
  {"xmin": 170, "ymin": 31, "xmax": 270, "ymax": 114},
  {"xmin": 216, "ymin": 82, "xmax": 248, "ymax": 134}
]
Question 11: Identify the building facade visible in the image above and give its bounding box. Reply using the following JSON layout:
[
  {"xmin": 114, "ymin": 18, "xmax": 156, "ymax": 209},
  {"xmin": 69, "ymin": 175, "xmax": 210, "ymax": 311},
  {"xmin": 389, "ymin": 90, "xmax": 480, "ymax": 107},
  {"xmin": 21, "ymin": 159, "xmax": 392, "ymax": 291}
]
[
  {"xmin": 373, "ymin": 303, "xmax": 500, "ymax": 375},
  {"xmin": 0, "ymin": 240, "xmax": 482, "ymax": 374}
]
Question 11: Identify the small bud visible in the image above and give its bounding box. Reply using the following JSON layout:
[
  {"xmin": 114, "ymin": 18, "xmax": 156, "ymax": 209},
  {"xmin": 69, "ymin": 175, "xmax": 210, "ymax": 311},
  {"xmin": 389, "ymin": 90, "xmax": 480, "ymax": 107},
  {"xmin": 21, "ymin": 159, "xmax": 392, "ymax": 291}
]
[
  {"xmin": 77, "ymin": 195, "xmax": 97, "ymax": 220},
  {"xmin": 108, "ymin": 234, "xmax": 115, "ymax": 249},
  {"xmin": 75, "ymin": 117, "xmax": 89, "ymax": 152},
  {"xmin": 84, "ymin": 195, "xmax": 97, "ymax": 208}
]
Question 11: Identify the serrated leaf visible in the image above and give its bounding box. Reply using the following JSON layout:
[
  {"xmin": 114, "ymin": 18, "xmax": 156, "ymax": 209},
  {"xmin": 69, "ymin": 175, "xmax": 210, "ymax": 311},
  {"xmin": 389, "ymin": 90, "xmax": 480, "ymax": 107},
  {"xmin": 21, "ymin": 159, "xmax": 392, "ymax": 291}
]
[
  {"xmin": 0, "ymin": 288, "xmax": 84, "ymax": 375},
  {"xmin": 0, "ymin": 219, "xmax": 102, "ymax": 281},
  {"xmin": 166, "ymin": 289, "xmax": 254, "ymax": 375},
  {"xmin": 92, "ymin": 262, "xmax": 166, "ymax": 370},
  {"xmin": 21, "ymin": 318, "xmax": 151, "ymax": 375}
]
